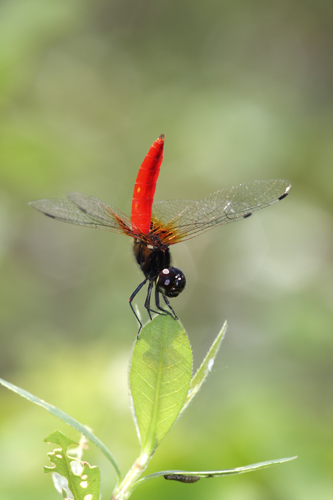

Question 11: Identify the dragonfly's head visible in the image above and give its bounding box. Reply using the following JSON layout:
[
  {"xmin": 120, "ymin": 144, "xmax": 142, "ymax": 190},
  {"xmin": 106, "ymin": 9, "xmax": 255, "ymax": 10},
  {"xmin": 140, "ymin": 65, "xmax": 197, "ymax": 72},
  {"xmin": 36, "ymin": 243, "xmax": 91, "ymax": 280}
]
[{"xmin": 156, "ymin": 267, "xmax": 186, "ymax": 298}]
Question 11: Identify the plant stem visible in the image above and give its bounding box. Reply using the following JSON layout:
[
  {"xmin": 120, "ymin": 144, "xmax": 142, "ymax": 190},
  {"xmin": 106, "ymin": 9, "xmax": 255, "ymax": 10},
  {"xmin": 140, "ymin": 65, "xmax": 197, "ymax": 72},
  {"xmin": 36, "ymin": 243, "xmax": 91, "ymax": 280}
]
[{"xmin": 111, "ymin": 452, "xmax": 151, "ymax": 500}]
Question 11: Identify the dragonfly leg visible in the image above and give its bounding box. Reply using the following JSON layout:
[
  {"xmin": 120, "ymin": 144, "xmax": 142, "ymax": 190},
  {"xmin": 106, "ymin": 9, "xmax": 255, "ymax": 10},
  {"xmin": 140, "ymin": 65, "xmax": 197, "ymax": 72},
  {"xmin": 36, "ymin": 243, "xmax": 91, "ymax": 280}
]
[
  {"xmin": 144, "ymin": 281, "xmax": 154, "ymax": 321},
  {"xmin": 155, "ymin": 288, "xmax": 172, "ymax": 317},
  {"xmin": 144, "ymin": 281, "xmax": 164, "ymax": 319},
  {"xmin": 129, "ymin": 278, "xmax": 147, "ymax": 337},
  {"xmin": 162, "ymin": 294, "xmax": 178, "ymax": 320}
]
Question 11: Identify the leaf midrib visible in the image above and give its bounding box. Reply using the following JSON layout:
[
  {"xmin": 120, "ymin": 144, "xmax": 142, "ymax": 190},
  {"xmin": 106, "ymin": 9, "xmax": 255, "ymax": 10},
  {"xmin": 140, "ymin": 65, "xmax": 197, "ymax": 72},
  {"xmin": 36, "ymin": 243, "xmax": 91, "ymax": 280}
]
[{"xmin": 141, "ymin": 321, "xmax": 167, "ymax": 454}]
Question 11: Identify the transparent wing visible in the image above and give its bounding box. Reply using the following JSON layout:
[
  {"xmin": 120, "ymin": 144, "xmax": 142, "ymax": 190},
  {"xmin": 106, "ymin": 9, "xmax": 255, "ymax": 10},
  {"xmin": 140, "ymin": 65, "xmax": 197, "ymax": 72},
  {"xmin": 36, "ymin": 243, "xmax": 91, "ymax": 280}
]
[
  {"xmin": 29, "ymin": 192, "xmax": 135, "ymax": 235},
  {"xmin": 152, "ymin": 179, "xmax": 291, "ymax": 244}
]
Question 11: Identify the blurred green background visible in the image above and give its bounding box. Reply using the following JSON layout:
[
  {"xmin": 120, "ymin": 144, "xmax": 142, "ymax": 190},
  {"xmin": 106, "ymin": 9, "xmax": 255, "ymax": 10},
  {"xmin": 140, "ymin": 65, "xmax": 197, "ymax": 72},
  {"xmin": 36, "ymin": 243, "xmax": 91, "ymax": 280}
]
[{"xmin": 0, "ymin": 0, "xmax": 332, "ymax": 498}]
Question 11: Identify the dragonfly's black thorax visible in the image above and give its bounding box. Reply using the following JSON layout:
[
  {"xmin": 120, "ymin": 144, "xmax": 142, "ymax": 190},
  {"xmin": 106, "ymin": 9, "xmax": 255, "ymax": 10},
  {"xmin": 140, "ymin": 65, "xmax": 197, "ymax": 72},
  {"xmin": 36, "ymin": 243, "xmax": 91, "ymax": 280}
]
[{"xmin": 133, "ymin": 238, "xmax": 171, "ymax": 281}]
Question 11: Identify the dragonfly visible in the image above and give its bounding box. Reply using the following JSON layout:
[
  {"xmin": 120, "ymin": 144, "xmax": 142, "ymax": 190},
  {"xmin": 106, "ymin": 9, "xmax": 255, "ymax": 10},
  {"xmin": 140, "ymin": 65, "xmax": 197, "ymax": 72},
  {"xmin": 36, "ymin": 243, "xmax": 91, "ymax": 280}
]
[{"xmin": 29, "ymin": 134, "xmax": 291, "ymax": 335}]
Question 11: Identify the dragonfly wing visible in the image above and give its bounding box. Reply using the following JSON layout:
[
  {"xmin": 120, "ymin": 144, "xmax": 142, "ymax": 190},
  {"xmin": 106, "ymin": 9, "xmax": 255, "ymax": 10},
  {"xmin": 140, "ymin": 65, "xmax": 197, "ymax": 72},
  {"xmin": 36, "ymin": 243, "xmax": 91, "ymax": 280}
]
[
  {"xmin": 29, "ymin": 192, "xmax": 134, "ymax": 234},
  {"xmin": 67, "ymin": 192, "xmax": 133, "ymax": 232},
  {"xmin": 152, "ymin": 179, "xmax": 291, "ymax": 244}
]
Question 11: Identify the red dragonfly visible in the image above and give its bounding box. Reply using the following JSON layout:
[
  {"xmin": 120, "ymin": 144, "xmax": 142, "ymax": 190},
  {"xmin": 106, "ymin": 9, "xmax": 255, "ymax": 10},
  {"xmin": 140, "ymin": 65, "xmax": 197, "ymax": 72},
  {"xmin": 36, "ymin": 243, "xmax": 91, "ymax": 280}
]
[{"xmin": 30, "ymin": 135, "xmax": 291, "ymax": 334}]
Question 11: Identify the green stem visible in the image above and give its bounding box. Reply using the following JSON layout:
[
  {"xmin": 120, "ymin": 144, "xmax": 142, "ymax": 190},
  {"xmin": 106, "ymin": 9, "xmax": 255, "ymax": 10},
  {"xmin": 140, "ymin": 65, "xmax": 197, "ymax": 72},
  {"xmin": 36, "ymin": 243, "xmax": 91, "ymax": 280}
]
[{"xmin": 111, "ymin": 452, "xmax": 151, "ymax": 500}]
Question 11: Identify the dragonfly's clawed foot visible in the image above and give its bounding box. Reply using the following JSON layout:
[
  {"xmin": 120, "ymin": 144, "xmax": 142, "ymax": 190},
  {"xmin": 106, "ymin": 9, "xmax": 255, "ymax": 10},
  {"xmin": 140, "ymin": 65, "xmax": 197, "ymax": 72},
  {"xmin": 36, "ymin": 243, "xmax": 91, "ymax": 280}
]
[
  {"xmin": 155, "ymin": 290, "xmax": 178, "ymax": 320},
  {"xmin": 162, "ymin": 294, "xmax": 178, "ymax": 320},
  {"xmin": 146, "ymin": 307, "xmax": 166, "ymax": 318}
]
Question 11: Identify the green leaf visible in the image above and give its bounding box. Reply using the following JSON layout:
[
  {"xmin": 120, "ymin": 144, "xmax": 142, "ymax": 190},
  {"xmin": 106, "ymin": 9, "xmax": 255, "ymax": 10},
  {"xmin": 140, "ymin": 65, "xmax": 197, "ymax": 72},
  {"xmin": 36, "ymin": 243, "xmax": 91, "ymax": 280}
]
[
  {"xmin": 45, "ymin": 430, "xmax": 100, "ymax": 500},
  {"xmin": 135, "ymin": 456, "xmax": 298, "ymax": 486},
  {"xmin": 181, "ymin": 320, "xmax": 227, "ymax": 414},
  {"xmin": 130, "ymin": 315, "xmax": 192, "ymax": 455},
  {"xmin": 0, "ymin": 377, "xmax": 121, "ymax": 478}
]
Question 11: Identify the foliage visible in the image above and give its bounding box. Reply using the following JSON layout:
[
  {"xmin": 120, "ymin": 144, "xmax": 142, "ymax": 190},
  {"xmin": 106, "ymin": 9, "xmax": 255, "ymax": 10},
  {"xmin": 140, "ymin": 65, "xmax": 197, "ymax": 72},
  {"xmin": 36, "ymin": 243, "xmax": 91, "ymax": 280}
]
[
  {"xmin": 0, "ymin": 316, "xmax": 296, "ymax": 500},
  {"xmin": 44, "ymin": 430, "xmax": 100, "ymax": 500}
]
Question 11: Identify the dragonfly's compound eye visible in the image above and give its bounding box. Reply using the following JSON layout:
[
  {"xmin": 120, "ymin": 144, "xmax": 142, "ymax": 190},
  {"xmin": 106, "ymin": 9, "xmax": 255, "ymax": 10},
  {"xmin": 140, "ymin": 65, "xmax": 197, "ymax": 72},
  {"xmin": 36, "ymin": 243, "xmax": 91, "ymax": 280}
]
[{"xmin": 156, "ymin": 267, "xmax": 186, "ymax": 297}]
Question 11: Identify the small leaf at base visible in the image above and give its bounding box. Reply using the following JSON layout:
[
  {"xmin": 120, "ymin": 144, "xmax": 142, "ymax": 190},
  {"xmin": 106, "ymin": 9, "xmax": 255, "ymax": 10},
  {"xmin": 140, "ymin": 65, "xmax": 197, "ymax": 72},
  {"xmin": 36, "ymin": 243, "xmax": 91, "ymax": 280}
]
[{"xmin": 45, "ymin": 430, "xmax": 100, "ymax": 500}]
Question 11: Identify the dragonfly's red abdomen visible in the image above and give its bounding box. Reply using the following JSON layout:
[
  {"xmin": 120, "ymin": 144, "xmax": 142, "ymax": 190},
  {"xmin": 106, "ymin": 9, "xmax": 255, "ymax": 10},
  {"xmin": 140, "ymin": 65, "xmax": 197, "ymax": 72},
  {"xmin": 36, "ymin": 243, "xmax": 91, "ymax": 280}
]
[{"xmin": 131, "ymin": 134, "xmax": 164, "ymax": 235}]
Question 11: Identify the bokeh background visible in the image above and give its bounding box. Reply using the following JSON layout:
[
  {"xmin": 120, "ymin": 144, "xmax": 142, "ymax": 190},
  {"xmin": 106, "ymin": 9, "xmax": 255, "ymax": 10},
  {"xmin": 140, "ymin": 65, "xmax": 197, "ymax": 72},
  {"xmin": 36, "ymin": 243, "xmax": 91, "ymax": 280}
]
[{"xmin": 0, "ymin": 0, "xmax": 332, "ymax": 499}]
